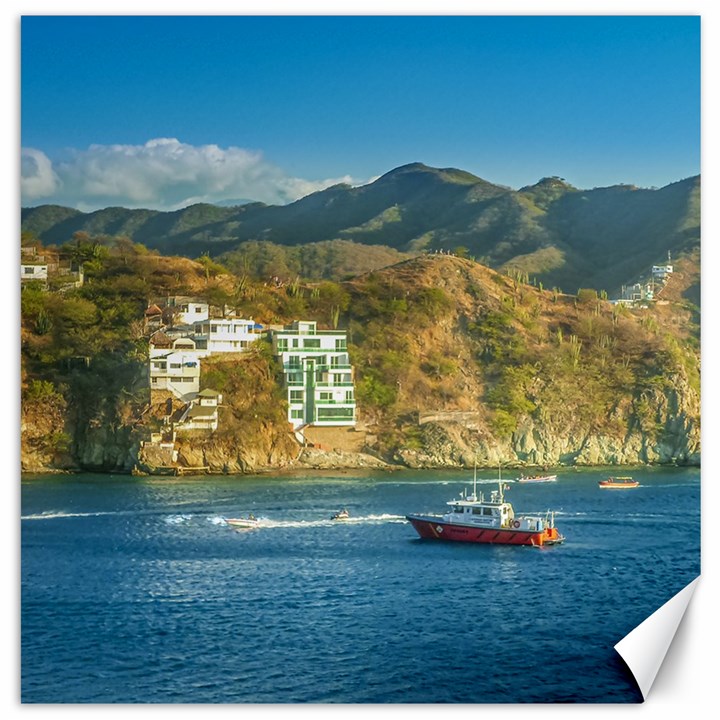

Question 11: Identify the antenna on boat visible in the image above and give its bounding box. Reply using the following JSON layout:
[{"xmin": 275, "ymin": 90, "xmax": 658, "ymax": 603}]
[
  {"xmin": 498, "ymin": 461, "xmax": 504, "ymax": 501},
  {"xmin": 473, "ymin": 458, "xmax": 478, "ymax": 501}
]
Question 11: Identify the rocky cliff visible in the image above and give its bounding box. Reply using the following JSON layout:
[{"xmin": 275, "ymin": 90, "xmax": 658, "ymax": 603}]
[{"xmin": 392, "ymin": 373, "xmax": 700, "ymax": 470}]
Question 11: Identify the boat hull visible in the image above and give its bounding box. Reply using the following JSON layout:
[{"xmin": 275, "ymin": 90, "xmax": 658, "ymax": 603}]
[
  {"xmin": 405, "ymin": 515, "xmax": 564, "ymax": 546},
  {"xmin": 517, "ymin": 475, "xmax": 557, "ymax": 483},
  {"xmin": 226, "ymin": 519, "xmax": 259, "ymax": 529}
]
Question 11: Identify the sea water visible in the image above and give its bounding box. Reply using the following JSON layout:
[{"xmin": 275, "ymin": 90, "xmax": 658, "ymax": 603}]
[{"xmin": 21, "ymin": 467, "xmax": 700, "ymax": 703}]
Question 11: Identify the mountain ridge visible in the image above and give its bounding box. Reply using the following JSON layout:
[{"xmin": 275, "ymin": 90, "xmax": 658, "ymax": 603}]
[{"xmin": 21, "ymin": 163, "xmax": 700, "ymax": 294}]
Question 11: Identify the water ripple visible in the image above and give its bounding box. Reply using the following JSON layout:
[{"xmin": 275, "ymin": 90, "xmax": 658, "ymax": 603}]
[{"xmin": 21, "ymin": 468, "xmax": 698, "ymax": 703}]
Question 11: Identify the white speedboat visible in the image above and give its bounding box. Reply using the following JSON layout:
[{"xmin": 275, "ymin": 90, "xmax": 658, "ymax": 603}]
[
  {"xmin": 517, "ymin": 474, "xmax": 558, "ymax": 483},
  {"xmin": 225, "ymin": 514, "xmax": 260, "ymax": 529}
]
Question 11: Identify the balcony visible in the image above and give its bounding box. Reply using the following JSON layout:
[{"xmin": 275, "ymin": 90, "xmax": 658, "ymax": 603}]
[{"xmin": 279, "ymin": 347, "xmax": 341, "ymax": 356}]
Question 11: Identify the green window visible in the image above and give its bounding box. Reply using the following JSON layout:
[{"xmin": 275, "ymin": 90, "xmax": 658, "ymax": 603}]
[
  {"xmin": 304, "ymin": 339, "xmax": 321, "ymax": 349},
  {"xmin": 335, "ymin": 338, "xmax": 347, "ymax": 350},
  {"xmin": 290, "ymin": 390, "xmax": 304, "ymax": 402},
  {"xmin": 316, "ymin": 407, "xmax": 354, "ymax": 420}
]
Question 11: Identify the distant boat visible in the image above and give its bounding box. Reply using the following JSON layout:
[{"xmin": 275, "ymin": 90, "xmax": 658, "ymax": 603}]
[
  {"xmin": 598, "ymin": 477, "xmax": 639, "ymax": 490},
  {"xmin": 517, "ymin": 474, "xmax": 558, "ymax": 483},
  {"xmin": 331, "ymin": 509, "xmax": 350, "ymax": 521},
  {"xmin": 225, "ymin": 514, "xmax": 260, "ymax": 529}
]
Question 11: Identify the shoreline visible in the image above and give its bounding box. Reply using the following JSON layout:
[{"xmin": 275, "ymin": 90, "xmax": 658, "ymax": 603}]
[{"xmin": 20, "ymin": 459, "xmax": 701, "ymax": 480}]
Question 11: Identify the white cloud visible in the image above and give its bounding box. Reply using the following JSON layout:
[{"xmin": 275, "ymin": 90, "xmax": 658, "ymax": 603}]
[
  {"xmin": 21, "ymin": 148, "xmax": 61, "ymax": 200},
  {"xmin": 20, "ymin": 138, "xmax": 361, "ymax": 211}
]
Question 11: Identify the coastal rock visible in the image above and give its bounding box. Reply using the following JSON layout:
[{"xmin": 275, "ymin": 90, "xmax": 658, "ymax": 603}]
[
  {"xmin": 297, "ymin": 447, "xmax": 393, "ymax": 470},
  {"xmin": 173, "ymin": 430, "xmax": 300, "ymax": 475}
]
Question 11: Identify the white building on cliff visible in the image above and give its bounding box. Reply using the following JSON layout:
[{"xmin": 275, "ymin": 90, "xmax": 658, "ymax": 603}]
[
  {"xmin": 192, "ymin": 318, "xmax": 263, "ymax": 355},
  {"xmin": 272, "ymin": 320, "xmax": 356, "ymax": 429}
]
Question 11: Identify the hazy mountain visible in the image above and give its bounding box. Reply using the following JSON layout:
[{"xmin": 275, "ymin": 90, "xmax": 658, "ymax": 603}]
[{"xmin": 21, "ymin": 163, "xmax": 700, "ymax": 293}]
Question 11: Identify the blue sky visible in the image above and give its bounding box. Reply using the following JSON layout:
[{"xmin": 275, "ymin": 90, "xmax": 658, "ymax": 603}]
[{"xmin": 20, "ymin": 15, "xmax": 700, "ymax": 210}]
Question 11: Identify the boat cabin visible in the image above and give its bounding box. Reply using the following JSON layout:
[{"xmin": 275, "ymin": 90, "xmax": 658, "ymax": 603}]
[
  {"xmin": 441, "ymin": 487, "xmax": 553, "ymax": 533},
  {"xmin": 444, "ymin": 490, "xmax": 514, "ymax": 529}
]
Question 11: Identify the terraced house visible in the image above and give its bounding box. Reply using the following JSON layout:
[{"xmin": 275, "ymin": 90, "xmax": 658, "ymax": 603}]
[
  {"xmin": 192, "ymin": 317, "xmax": 263, "ymax": 355},
  {"xmin": 272, "ymin": 321, "xmax": 356, "ymax": 429}
]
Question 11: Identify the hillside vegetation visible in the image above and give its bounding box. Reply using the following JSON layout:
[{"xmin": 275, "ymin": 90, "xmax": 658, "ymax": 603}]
[
  {"xmin": 343, "ymin": 255, "xmax": 699, "ymax": 466},
  {"xmin": 20, "ymin": 232, "xmax": 700, "ymax": 473},
  {"xmin": 22, "ymin": 162, "xmax": 700, "ymax": 294}
]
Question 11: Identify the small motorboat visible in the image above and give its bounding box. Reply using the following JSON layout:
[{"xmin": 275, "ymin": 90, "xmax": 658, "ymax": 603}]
[
  {"xmin": 331, "ymin": 509, "xmax": 350, "ymax": 521},
  {"xmin": 598, "ymin": 477, "xmax": 639, "ymax": 489},
  {"xmin": 225, "ymin": 514, "xmax": 260, "ymax": 529},
  {"xmin": 517, "ymin": 474, "xmax": 558, "ymax": 483}
]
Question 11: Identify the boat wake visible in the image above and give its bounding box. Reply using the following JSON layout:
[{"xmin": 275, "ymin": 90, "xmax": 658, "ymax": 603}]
[
  {"xmin": 21, "ymin": 510, "xmax": 120, "ymax": 521},
  {"xmin": 165, "ymin": 513, "xmax": 408, "ymax": 529},
  {"xmin": 247, "ymin": 513, "xmax": 406, "ymax": 529}
]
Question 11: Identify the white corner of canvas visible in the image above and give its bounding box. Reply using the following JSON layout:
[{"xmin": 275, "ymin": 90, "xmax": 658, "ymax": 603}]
[{"xmin": 614, "ymin": 575, "xmax": 701, "ymax": 700}]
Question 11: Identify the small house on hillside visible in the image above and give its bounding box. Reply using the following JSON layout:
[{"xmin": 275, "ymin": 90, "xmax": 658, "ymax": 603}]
[
  {"xmin": 149, "ymin": 329, "xmax": 173, "ymax": 350},
  {"xmin": 21, "ymin": 263, "xmax": 49, "ymax": 284},
  {"xmin": 652, "ymin": 264, "xmax": 674, "ymax": 279},
  {"xmin": 176, "ymin": 404, "xmax": 219, "ymax": 432},
  {"xmin": 196, "ymin": 388, "xmax": 223, "ymax": 406},
  {"xmin": 192, "ymin": 318, "xmax": 262, "ymax": 354},
  {"xmin": 149, "ymin": 350, "xmax": 201, "ymax": 402},
  {"xmin": 161, "ymin": 296, "xmax": 210, "ymax": 326},
  {"xmin": 144, "ymin": 304, "xmax": 164, "ymax": 331},
  {"xmin": 174, "ymin": 389, "xmax": 223, "ymax": 433}
]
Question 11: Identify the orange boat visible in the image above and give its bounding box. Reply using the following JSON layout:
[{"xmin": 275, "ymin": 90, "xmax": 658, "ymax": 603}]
[{"xmin": 598, "ymin": 477, "xmax": 639, "ymax": 489}]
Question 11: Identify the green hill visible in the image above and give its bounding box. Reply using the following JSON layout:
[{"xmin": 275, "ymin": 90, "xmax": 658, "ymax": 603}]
[{"xmin": 21, "ymin": 163, "xmax": 700, "ymax": 293}]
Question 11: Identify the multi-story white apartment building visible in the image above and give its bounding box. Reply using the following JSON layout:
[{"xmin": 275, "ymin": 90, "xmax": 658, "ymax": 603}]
[
  {"xmin": 192, "ymin": 318, "xmax": 263, "ymax": 355},
  {"xmin": 272, "ymin": 320, "xmax": 356, "ymax": 429}
]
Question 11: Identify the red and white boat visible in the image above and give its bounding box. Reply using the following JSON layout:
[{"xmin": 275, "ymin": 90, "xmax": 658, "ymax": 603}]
[
  {"xmin": 406, "ymin": 471, "xmax": 564, "ymax": 547},
  {"xmin": 517, "ymin": 473, "xmax": 558, "ymax": 483},
  {"xmin": 598, "ymin": 477, "xmax": 639, "ymax": 489}
]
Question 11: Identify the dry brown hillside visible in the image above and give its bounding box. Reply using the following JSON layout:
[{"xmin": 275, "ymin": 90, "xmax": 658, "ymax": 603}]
[{"xmin": 343, "ymin": 254, "xmax": 699, "ymax": 466}]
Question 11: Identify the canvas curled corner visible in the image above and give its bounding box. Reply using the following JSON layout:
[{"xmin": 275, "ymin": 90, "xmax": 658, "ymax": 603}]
[{"xmin": 614, "ymin": 576, "xmax": 700, "ymax": 700}]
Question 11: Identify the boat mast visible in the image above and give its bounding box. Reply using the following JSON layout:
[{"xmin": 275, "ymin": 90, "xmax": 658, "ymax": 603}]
[{"xmin": 473, "ymin": 458, "xmax": 477, "ymax": 501}]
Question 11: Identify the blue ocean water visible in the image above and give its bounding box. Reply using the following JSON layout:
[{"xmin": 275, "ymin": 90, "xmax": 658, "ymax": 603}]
[{"xmin": 21, "ymin": 467, "xmax": 700, "ymax": 703}]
